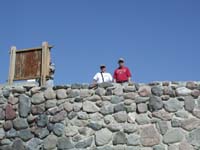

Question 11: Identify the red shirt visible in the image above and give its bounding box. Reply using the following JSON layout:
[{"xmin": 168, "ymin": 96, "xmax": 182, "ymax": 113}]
[{"xmin": 113, "ymin": 66, "xmax": 131, "ymax": 82}]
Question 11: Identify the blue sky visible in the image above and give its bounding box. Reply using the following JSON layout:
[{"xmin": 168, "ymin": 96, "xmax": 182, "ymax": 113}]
[{"xmin": 0, "ymin": 0, "xmax": 200, "ymax": 85}]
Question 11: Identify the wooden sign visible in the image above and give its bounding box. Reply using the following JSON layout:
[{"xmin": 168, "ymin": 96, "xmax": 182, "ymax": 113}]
[{"xmin": 8, "ymin": 42, "xmax": 53, "ymax": 86}]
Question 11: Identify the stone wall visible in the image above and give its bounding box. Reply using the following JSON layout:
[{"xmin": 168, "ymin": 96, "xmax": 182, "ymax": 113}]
[{"xmin": 0, "ymin": 81, "xmax": 200, "ymax": 150}]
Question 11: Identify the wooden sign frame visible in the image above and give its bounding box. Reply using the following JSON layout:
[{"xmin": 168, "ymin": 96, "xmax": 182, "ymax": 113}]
[{"xmin": 8, "ymin": 42, "xmax": 53, "ymax": 86}]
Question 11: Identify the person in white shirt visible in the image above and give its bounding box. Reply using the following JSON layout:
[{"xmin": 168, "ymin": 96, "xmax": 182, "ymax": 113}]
[{"xmin": 93, "ymin": 64, "xmax": 113, "ymax": 84}]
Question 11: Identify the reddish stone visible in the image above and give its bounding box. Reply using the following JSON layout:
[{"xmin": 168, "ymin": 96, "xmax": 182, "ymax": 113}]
[
  {"xmin": 5, "ymin": 104, "xmax": 16, "ymax": 120},
  {"xmin": 31, "ymin": 104, "xmax": 45, "ymax": 115},
  {"xmin": 50, "ymin": 111, "xmax": 66, "ymax": 123},
  {"xmin": 138, "ymin": 86, "xmax": 151, "ymax": 97}
]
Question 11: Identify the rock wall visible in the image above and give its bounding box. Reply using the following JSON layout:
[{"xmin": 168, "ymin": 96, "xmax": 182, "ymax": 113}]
[{"xmin": 0, "ymin": 81, "xmax": 200, "ymax": 150}]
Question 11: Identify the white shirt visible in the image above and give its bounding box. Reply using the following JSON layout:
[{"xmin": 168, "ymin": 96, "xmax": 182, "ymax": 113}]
[{"xmin": 93, "ymin": 72, "xmax": 113, "ymax": 83}]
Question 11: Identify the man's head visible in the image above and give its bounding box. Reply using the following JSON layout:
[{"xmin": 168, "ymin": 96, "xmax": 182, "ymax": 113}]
[
  {"xmin": 100, "ymin": 64, "xmax": 106, "ymax": 72},
  {"xmin": 118, "ymin": 58, "xmax": 125, "ymax": 67}
]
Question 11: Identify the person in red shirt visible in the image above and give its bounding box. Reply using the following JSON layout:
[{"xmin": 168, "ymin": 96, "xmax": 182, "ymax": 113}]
[{"xmin": 113, "ymin": 58, "xmax": 132, "ymax": 83}]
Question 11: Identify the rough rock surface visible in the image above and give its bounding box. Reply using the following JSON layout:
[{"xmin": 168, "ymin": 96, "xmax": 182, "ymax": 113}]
[{"xmin": 0, "ymin": 81, "xmax": 199, "ymax": 150}]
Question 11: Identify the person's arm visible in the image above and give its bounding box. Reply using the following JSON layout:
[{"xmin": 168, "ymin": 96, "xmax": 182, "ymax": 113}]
[
  {"xmin": 126, "ymin": 68, "xmax": 132, "ymax": 83},
  {"xmin": 93, "ymin": 73, "xmax": 98, "ymax": 84}
]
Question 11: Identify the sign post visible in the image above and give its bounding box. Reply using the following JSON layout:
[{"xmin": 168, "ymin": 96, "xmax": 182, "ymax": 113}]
[{"xmin": 8, "ymin": 42, "xmax": 53, "ymax": 86}]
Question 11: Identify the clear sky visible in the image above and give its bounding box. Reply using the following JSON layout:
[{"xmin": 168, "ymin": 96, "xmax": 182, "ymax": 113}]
[{"xmin": 0, "ymin": 0, "xmax": 200, "ymax": 85}]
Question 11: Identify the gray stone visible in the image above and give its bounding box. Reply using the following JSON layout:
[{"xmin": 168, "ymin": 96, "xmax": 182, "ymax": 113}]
[
  {"xmin": 149, "ymin": 96, "xmax": 163, "ymax": 112},
  {"xmin": 113, "ymin": 85, "xmax": 123, "ymax": 96},
  {"xmin": 181, "ymin": 118, "xmax": 200, "ymax": 131},
  {"xmin": 184, "ymin": 96, "xmax": 195, "ymax": 112},
  {"xmin": 63, "ymin": 102, "xmax": 73, "ymax": 112},
  {"xmin": 123, "ymin": 123, "xmax": 137, "ymax": 133},
  {"xmin": 152, "ymin": 110, "xmax": 172, "ymax": 121},
  {"xmin": 114, "ymin": 103, "xmax": 126, "ymax": 112},
  {"xmin": 44, "ymin": 88, "xmax": 56, "ymax": 100},
  {"xmin": 13, "ymin": 118, "xmax": 28, "ymax": 130},
  {"xmin": 137, "ymin": 103, "xmax": 148, "ymax": 113},
  {"xmin": 88, "ymin": 121, "xmax": 103, "ymax": 130},
  {"xmin": 98, "ymin": 82, "xmax": 113, "ymax": 88},
  {"xmin": 84, "ymin": 95, "xmax": 101, "ymax": 101},
  {"xmin": 12, "ymin": 86, "xmax": 26, "ymax": 93},
  {"xmin": 77, "ymin": 111, "xmax": 89, "ymax": 120},
  {"xmin": 175, "ymin": 110, "xmax": 189, "ymax": 118},
  {"xmin": 68, "ymin": 89, "xmax": 80, "ymax": 98},
  {"xmin": 176, "ymin": 87, "xmax": 192, "ymax": 96},
  {"xmin": 31, "ymin": 92, "xmax": 45, "ymax": 104},
  {"xmin": 193, "ymin": 108, "xmax": 200, "ymax": 119},
  {"xmin": 83, "ymin": 101, "xmax": 100, "ymax": 113},
  {"xmin": 140, "ymin": 125, "xmax": 160, "ymax": 146},
  {"xmin": 18, "ymin": 129, "xmax": 34, "ymax": 141},
  {"xmin": 100, "ymin": 104, "xmax": 114, "ymax": 115},
  {"xmin": 75, "ymin": 136, "xmax": 93, "ymax": 148},
  {"xmin": 53, "ymin": 123, "xmax": 64, "ymax": 136},
  {"xmin": 0, "ymin": 108, "xmax": 5, "ymax": 120},
  {"xmin": 26, "ymin": 138, "xmax": 43, "ymax": 150},
  {"xmin": 187, "ymin": 128, "xmax": 200, "ymax": 147},
  {"xmin": 33, "ymin": 127, "xmax": 49, "ymax": 139},
  {"xmin": 0, "ymin": 128, "xmax": 5, "ymax": 140},
  {"xmin": 179, "ymin": 141, "xmax": 194, "ymax": 150},
  {"xmin": 123, "ymin": 92, "xmax": 137, "ymax": 100},
  {"xmin": 186, "ymin": 81, "xmax": 197, "ymax": 90},
  {"xmin": 5, "ymin": 128, "xmax": 17, "ymax": 138},
  {"xmin": 151, "ymin": 86, "xmax": 163, "ymax": 96},
  {"xmin": 96, "ymin": 145, "xmax": 114, "ymax": 150},
  {"xmin": 56, "ymin": 89, "xmax": 67, "ymax": 99},
  {"xmin": 12, "ymin": 139, "xmax": 25, "ymax": 150},
  {"xmin": 111, "ymin": 96, "xmax": 123, "ymax": 104},
  {"xmin": 95, "ymin": 128, "xmax": 112, "ymax": 146},
  {"xmin": 135, "ymin": 97, "xmax": 149, "ymax": 104},
  {"xmin": 125, "ymin": 103, "xmax": 137, "ymax": 112},
  {"xmin": 107, "ymin": 123, "xmax": 122, "ymax": 132},
  {"xmin": 123, "ymin": 86, "xmax": 136, "ymax": 93},
  {"xmin": 80, "ymin": 89, "xmax": 91, "ymax": 98},
  {"xmin": 1, "ymin": 139, "xmax": 12, "ymax": 145},
  {"xmin": 153, "ymin": 144, "xmax": 166, "ymax": 150},
  {"xmin": 95, "ymin": 88, "xmax": 106, "ymax": 96},
  {"xmin": 164, "ymin": 98, "xmax": 183, "ymax": 112},
  {"xmin": 127, "ymin": 134, "xmax": 140, "ymax": 146},
  {"xmin": 37, "ymin": 114, "xmax": 48, "ymax": 127},
  {"xmin": 163, "ymin": 128, "xmax": 184, "ymax": 144},
  {"xmin": 3, "ymin": 120, "xmax": 13, "ymax": 131},
  {"xmin": 168, "ymin": 145, "xmax": 179, "ymax": 150},
  {"xmin": 136, "ymin": 114, "xmax": 150, "ymax": 125},
  {"xmin": 114, "ymin": 111, "xmax": 128, "ymax": 123},
  {"xmin": 43, "ymin": 134, "xmax": 58, "ymax": 150},
  {"xmin": 45, "ymin": 99, "xmax": 57, "ymax": 109},
  {"xmin": 113, "ymin": 131, "xmax": 127, "ymax": 145},
  {"xmin": 65, "ymin": 125, "xmax": 78, "ymax": 137},
  {"xmin": 73, "ymin": 102, "xmax": 82, "ymax": 111},
  {"xmin": 157, "ymin": 121, "xmax": 169, "ymax": 135},
  {"xmin": 171, "ymin": 117, "xmax": 183, "ymax": 127},
  {"xmin": 19, "ymin": 94, "xmax": 31, "ymax": 118},
  {"xmin": 57, "ymin": 137, "xmax": 74, "ymax": 150}
]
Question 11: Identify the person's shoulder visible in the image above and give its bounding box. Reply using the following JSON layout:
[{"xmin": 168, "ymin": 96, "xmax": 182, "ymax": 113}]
[{"xmin": 105, "ymin": 72, "xmax": 112, "ymax": 76}]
